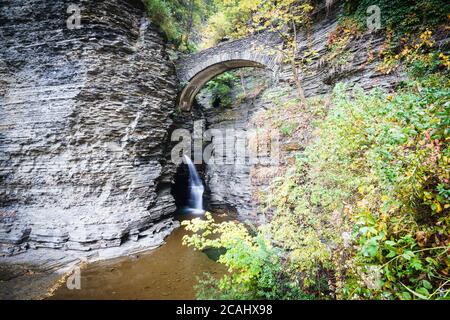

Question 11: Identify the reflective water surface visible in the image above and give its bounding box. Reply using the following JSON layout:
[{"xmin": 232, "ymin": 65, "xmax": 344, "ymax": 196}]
[{"xmin": 49, "ymin": 213, "xmax": 228, "ymax": 300}]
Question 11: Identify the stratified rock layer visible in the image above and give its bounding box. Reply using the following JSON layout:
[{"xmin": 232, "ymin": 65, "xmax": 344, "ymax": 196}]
[{"xmin": 0, "ymin": 0, "xmax": 178, "ymax": 256}]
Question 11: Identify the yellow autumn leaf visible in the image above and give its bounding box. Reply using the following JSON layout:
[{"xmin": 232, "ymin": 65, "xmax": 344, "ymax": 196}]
[{"xmin": 434, "ymin": 201, "xmax": 442, "ymax": 213}]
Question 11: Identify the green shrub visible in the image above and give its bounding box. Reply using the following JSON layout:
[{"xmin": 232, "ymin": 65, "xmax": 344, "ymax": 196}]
[
  {"xmin": 204, "ymin": 72, "xmax": 238, "ymax": 108},
  {"xmin": 263, "ymin": 73, "xmax": 449, "ymax": 299},
  {"xmin": 279, "ymin": 122, "xmax": 298, "ymax": 136},
  {"xmin": 146, "ymin": 0, "xmax": 179, "ymax": 42},
  {"xmin": 330, "ymin": 79, "xmax": 450, "ymax": 299},
  {"xmin": 145, "ymin": 0, "xmax": 213, "ymax": 51},
  {"xmin": 343, "ymin": 0, "xmax": 450, "ymax": 36},
  {"xmin": 182, "ymin": 213, "xmax": 313, "ymax": 299}
]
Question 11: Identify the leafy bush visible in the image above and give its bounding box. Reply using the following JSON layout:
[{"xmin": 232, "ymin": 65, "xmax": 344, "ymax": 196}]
[
  {"xmin": 145, "ymin": 0, "xmax": 213, "ymax": 51},
  {"xmin": 326, "ymin": 78, "xmax": 449, "ymax": 299},
  {"xmin": 343, "ymin": 0, "xmax": 450, "ymax": 36},
  {"xmin": 279, "ymin": 122, "xmax": 298, "ymax": 136},
  {"xmin": 262, "ymin": 71, "xmax": 449, "ymax": 299},
  {"xmin": 182, "ymin": 213, "xmax": 313, "ymax": 299},
  {"xmin": 146, "ymin": 0, "xmax": 179, "ymax": 42},
  {"xmin": 204, "ymin": 72, "xmax": 238, "ymax": 108},
  {"xmin": 199, "ymin": 0, "xmax": 261, "ymax": 48},
  {"xmin": 379, "ymin": 29, "xmax": 450, "ymax": 76},
  {"xmin": 264, "ymin": 26, "xmax": 449, "ymax": 300}
]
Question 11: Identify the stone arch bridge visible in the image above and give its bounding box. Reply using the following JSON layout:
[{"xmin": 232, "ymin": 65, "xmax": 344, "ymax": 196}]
[{"xmin": 176, "ymin": 32, "xmax": 282, "ymax": 111}]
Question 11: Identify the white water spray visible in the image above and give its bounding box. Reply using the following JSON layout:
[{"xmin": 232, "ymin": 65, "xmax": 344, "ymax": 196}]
[{"xmin": 183, "ymin": 155, "xmax": 205, "ymax": 215}]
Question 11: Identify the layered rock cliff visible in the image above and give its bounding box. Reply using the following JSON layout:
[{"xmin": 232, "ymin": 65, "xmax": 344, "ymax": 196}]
[{"xmin": 0, "ymin": 0, "xmax": 179, "ymax": 257}]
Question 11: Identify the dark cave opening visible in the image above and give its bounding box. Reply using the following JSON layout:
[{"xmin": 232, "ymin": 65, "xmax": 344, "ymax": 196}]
[
  {"xmin": 171, "ymin": 163, "xmax": 190, "ymax": 209},
  {"xmin": 171, "ymin": 161, "xmax": 209, "ymax": 212}
]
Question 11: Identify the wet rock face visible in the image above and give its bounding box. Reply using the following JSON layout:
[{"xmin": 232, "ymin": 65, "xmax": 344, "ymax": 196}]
[
  {"xmin": 194, "ymin": 71, "xmax": 269, "ymax": 220},
  {"xmin": 0, "ymin": 0, "xmax": 178, "ymax": 255}
]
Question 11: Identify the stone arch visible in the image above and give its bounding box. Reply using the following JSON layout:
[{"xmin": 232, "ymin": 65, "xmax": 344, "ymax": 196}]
[{"xmin": 176, "ymin": 34, "xmax": 282, "ymax": 111}]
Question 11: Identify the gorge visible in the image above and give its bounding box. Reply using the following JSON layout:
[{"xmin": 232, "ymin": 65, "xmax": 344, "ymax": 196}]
[
  {"xmin": 1, "ymin": 0, "xmax": 448, "ymax": 300},
  {"xmin": 0, "ymin": 0, "xmax": 401, "ymax": 292}
]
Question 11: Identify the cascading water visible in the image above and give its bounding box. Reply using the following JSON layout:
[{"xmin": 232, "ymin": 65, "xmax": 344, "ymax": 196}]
[{"xmin": 183, "ymin": 155, "xmax": 205, "ymax": 214}]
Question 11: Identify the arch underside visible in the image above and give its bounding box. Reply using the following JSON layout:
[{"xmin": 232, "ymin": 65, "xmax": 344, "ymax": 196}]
[{"xmin": 178, "ymin": 59, "xmax": 272, "ymax": 111}]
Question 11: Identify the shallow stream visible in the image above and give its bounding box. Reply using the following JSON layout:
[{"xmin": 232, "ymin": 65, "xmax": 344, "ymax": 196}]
[{"xmin": 49, "ymin": 213, "xmax": 229, "ymax": 300}]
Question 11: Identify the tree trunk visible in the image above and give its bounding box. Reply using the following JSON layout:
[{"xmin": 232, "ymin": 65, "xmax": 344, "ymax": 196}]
[
  {"xmin": 184, "ymin": 0, "xmax": 194, "ymax": 49},
  {"xmin": 290, "ymin": 17, "xmax": 307, "ymax": 107},
  {"xmin": 291, "ymin": 61, "xmax": 307, "ymax": 106}
]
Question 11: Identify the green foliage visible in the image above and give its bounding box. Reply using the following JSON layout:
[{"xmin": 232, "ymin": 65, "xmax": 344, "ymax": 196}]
[
  {"xmin": 182, "ymin": 213, "xmax": 313, "ymax": 299},
  {"xmin": 330, "ymin": 78, "xmax": 450, "ymax": 299},
  {"xmin": 199, "ymin": 11, "xmax": 233, "ymax": 49},
  {"xmin": 199, "ymin": 0, "xmax": 261, "ymax": 48},
  {"xmin": 261, "ymin": 27, "xmax": 449, "ymax": 300},
  {"xmin": 204, "ymin": 72, "xmax": 238, "ymax": 108},
  {"xmin": 146, "ymin": 0, "xmax": 179, "ymax": 43},
  {"xmin": 145, "ymin": 0, "xmax": 213, "ymax": 52},
  {"xmin": 343, "ymin": 0, "xmax": 450, "ymax": 36},
  {"xmin": 279, "ymin": 122, "xmax": 298, "ymax": 136},
  {"xmin": 263, "ymin": 71, "xmax": 449, "ymax": 300},
  {"xmin": 379, "ymin": 29, "xmax": 450, "ymax": 76}
]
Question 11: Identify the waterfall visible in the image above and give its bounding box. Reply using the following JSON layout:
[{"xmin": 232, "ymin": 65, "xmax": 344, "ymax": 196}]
[{"xmin": 183, "ymin": 155, "xmax": 205, "ymax": 214}]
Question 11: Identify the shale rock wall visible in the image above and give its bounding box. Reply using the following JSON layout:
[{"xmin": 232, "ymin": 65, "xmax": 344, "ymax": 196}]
[
  {"xmin": 0, "ymin": 0, "xmax": 179, "ymax": 256},
  {"xmin": 194, "ymin": 69, "xmax": 271, "ymax": 220}
]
